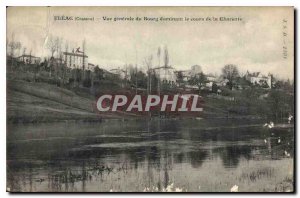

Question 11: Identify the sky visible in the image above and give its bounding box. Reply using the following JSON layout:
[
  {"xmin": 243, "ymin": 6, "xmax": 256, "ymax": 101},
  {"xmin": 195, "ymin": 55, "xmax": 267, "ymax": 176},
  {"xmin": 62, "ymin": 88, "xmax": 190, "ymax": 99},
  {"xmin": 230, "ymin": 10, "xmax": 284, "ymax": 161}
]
[{"xmin": 7, "ymin": 6, "xmax": 294, "ymax": 80}]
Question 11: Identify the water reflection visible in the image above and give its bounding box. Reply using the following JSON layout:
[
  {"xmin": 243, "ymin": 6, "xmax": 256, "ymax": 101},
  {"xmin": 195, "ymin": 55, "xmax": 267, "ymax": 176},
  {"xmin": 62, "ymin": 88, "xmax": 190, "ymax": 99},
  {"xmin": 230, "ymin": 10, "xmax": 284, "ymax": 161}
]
[
  {"xmin": 7, "ymin": 119, "xmax": 294, "ymax": 192},
  {"xmin": 214, "ymin": 146, "xmax": 251, "ymax": 168}
]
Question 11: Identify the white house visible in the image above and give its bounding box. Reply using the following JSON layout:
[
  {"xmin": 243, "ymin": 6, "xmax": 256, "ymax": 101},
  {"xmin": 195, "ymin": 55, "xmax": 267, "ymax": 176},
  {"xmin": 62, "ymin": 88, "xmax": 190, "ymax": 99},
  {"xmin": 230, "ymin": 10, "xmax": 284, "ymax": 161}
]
[
  {"xmin": 18, "ymin": 54, "xmax": 41, "ymax": 64},
  {"xmin": 245, "ymin": 71, "xmax": 272, "ymax": 88},
  {"xmin": 110, "ymin": 67, "xmax": 127, "ymax": 79},
  {"xmin": 153, "ymin": 66, "xmax": 177, "ymax": 84},
  {"xmin": 63, "ymin": 52, "xmax": 88, "ymax": 70}
]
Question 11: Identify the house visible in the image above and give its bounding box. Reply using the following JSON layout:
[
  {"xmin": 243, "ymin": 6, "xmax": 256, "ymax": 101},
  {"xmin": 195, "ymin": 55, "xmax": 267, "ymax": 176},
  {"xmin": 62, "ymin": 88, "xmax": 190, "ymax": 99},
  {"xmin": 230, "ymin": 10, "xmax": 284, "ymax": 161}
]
[
  {"xmin": 205, "ymin": 74, "xmax": 218, "ymax": 90},
  {"xmin": 245, "ymin": 71, "xmax": 272, "ymax": 88},
  {"xmin": 206, "ymin": 74, "xmax": 218, "ymax": 82},
  {"xmin": 63, "ymin": 51, "xmax": 88, "ymax": 70},
  {"xmin": 175, "ymin": 65, "xmax": 203, "ymax": 83},
  {"xmin": 87, "ymin": 63, "xmax": 97, "ymax": 72},
  {"xmin": 18, "ymin": 54, "xmax": 41, "ymax": 64},
  {"xmin": 109, "ymin": 67, "xmax": 128, "ymax": 79},
  {"xmin": 174, "ymin": 70, "xmax": 188, "ymax": 84},
  {"xmin": 218, "ymin": 79, "xmax": 229, "ymax": 87},
  {"xmin": 153, "ymin": 66, "xmax": 177, "ymax": 84}
]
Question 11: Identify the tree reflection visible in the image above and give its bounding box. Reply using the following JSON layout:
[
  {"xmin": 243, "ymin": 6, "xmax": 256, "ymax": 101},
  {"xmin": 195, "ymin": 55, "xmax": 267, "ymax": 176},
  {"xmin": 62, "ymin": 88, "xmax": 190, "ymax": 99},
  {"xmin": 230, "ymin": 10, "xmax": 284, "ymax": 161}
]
[
  {"xmin": 214, "ymin": 145, "xmax": 252, "ymax": 168},
  {"xmin": 189, "ymin": 150, "xmax": 208, "ymax": 168}
]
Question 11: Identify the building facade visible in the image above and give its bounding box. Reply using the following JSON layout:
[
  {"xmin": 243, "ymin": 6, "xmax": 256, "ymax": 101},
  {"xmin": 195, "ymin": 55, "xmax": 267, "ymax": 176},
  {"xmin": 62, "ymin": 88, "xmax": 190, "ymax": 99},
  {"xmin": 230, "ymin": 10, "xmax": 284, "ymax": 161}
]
[
  {"xmin": 156, "ymin": 66, "xmax": 177, "ymax": 84},
  {"xmin": 18, "ymin": 54, "xmax": 41, "ymax": 64},
  {"xmin": 245, "ymin": 71, "xmax": 272, "ymax": 88},
  {"xmin": 87, "ymin": 63, "xmax": 97, "ymax": 72},
  {"xmin": 63, "ymin": 52, "xmax": 88, "ymax": 70}
]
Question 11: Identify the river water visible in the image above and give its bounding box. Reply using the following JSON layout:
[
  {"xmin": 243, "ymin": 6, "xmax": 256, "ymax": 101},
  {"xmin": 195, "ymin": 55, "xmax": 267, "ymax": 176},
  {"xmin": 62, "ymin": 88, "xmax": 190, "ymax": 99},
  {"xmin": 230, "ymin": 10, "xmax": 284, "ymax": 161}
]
[{"xmin": 7, "ymin": 119, "xmax": 294, "ymax": 192}]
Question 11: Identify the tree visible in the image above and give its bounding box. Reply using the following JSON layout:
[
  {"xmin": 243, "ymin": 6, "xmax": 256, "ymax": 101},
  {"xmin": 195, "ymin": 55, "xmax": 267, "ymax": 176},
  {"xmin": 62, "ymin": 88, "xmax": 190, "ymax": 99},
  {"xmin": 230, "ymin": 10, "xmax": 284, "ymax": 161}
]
[
  {"xmin": 22, "ymin": 47, "xmax": 27, "ymax": 56},
  {"xmin": 157, "ymin": 46, "xmax": 161, "ymax": 67},
  {"xmin": 29, "ymin": 49, "xmax": 32, "ymax": 64},
  {"xmin": 189, "ymin": 72, "xmax": 208, "ymax": 93},
  {"xmin": 176, "ymin": 71, "xmax": 185, "ymax": 87},
  {"xmin": 6, "ymin": 38, "xmax": 9, "ymax": 56},
  {"xmin": 8, "ymin": 34, "xmax": 22, "ymax": 67},
  {"xmin": 8, "ymin": 34, "xmax": 16, "ymax": 57},
  {"xmin": 144, "ymin": 55, "xmax": 153, "ymax": 93},
  {"xmin": 82, "ymin": 39, "xmax": 86, "ymax": 72},
  {"xmin": 61, "ymin": 41, "xmax": 69, "ymax": 85},
  {"xmin": 136, "ymin": 70, "xmax": 147, "ymax": 88},
  {"xmin": 163, "ymin": 46, "xmax": 169, "ymax": 67},
  {"xmin": 94, "ymin": 66, "xmax": 104, "ymax": 80},
  {"xmin": 212, "ymin": 82, "xmax": 218, "ymax": 93},
  {"xmin": 157, "ymin": 47, "xmax": 162, "ymax": 94},
  {"xmin": 128, "ymin": 64, "xmax": 137, "ymax": 84},
  {"xmin": 236, "ymin": 76, "xmax": 251, "ymax": 89},
  {"xmin": 46, "ymin": 35, "xmax": 63, "ymax": 79},
  {"xmin": 46, "ymin": 35, "xmax": 60, "ymax": 57},
  {"xmin": 15, "ymin": 42, "xmax": 22, "ymax": 57},
  {"xmin": 222, "ymin": 64, "xmax": 239, "ymax": 90},
  {"xmin": 273, "ymin": 78, "xmax": 293, "ymax": 92},
  {"xmin": 267, "ymin": 89, "xmax": 289, "ymax": 120}
]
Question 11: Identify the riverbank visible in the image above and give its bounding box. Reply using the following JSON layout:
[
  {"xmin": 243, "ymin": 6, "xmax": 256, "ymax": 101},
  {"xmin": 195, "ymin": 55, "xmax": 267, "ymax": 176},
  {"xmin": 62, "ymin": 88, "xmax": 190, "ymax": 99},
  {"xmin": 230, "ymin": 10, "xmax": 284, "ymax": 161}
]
[
  {"xmin": 6, "ymin": 78, "xmax": 274, "ymax": 123},
  {"xmin": 7, "ymin": 79, "xmax": 139, "ymax": 123}
]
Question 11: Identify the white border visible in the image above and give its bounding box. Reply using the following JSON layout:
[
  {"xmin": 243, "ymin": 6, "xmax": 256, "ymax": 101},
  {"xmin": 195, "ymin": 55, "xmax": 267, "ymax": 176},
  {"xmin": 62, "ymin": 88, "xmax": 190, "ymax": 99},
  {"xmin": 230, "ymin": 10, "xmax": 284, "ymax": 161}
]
[
  {"xmin": 1, "ymin": 0, "xmax": 299, "ymax": 6},
  {"xmin": 1, "ymin": 0, "xmax": 298, "ymax": 197}
]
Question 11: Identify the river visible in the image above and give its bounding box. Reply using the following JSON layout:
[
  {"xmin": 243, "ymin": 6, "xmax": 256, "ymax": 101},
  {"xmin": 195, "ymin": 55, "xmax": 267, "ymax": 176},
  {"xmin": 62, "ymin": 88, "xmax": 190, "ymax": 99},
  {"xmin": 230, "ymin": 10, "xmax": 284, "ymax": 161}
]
[{"xmin": 7, "ymin": 119, "xmax": 294, "ymax": 192}]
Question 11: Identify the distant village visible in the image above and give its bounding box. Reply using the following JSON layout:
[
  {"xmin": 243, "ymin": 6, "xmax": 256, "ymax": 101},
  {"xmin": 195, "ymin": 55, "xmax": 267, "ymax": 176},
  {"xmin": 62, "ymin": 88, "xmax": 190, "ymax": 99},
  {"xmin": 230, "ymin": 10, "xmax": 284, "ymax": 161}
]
[
  {"xmin": 6, "ymin": 36, "xmax": 293, "ymax": 98},
  {"xmin": 6, "ymin": 36, "xmax": 294, "ymax": 120}
]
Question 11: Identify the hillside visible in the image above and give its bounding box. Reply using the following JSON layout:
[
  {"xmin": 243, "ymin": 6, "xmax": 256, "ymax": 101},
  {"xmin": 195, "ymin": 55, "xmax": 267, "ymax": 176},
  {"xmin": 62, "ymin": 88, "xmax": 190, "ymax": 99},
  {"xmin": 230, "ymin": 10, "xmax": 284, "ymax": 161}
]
[{"xmin": 7, "ymin": 79, "xmax": 137, "ymax": 123}]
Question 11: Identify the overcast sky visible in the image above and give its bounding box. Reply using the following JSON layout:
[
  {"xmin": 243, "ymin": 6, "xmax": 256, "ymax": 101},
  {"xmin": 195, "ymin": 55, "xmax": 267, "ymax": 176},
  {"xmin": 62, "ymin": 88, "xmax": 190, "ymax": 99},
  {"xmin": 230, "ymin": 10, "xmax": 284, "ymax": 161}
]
[{"xmin": 7, "ymin": 6, "xmax": 294, "ymax": 80}]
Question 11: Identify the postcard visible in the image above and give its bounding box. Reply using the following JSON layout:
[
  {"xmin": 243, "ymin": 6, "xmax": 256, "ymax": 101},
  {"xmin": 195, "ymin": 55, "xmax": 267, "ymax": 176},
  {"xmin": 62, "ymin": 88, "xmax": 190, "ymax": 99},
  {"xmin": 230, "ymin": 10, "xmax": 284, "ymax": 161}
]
[{"xmin": 6, "ymin": 6, "xmax": 294, "ymax": 192}]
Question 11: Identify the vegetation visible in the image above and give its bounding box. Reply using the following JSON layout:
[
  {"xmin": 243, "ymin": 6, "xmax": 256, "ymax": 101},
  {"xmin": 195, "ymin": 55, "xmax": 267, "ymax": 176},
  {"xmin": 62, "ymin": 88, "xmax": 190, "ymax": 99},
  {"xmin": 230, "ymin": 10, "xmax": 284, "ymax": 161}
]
[
  {"xmin": 6, "ymin": 34, "xmax": 294, "ymax": 122},
  {"xmin": 221, "ymin": 64, "xmax": 239, "ymax": 90},
  {"xmin": 188, "ymin": 72, "xmax": 208, "ymax": 94}
]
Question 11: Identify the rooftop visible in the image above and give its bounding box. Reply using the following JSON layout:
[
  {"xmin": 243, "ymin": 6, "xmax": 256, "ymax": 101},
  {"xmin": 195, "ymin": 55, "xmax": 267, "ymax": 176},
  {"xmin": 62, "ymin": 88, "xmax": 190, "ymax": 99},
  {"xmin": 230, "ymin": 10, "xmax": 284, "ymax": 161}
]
[
  {"xmin": 63, "ymin": 52, "xmax": 88, "ymax": 58},
  {"xmin": 246, "ymin": 71, "xmax": 270, "ymax": 78},
  {"xmin": 18, "ymin": 54, "xmax": 39, "ymax": 58}
]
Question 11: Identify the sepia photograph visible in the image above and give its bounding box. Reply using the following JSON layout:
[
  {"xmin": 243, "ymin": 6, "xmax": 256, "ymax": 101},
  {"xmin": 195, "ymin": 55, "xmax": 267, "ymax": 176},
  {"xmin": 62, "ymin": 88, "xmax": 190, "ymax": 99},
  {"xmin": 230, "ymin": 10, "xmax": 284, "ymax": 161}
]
[{"xmin": 6, "ymin": 6, "xmax": 294, "ymax": 192}]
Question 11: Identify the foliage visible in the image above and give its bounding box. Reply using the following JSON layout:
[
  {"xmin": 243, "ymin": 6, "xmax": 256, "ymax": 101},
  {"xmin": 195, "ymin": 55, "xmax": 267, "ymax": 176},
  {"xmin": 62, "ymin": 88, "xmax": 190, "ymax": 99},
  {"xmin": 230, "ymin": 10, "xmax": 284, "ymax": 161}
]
[
  {"xmin": 46, "ymin": 35, "xmax": 61, "ymax": 57},
  {"xmin": 266, "ymin": 89, "xmax": 294, "ymax": 120},
  {"xmin": 222, "ymin": 64, "xmax": 239, "ymax": 90},
  {"xmin": 94, "ymin": 66, "xmax": 105, "ymax": 80},
  {"xmin": 188, "ymin": 72, "xmax": 208, "ymax": 92},
  {"xmin": 176, "ymin": 71, "xmax": 185, "ymax": 87}
]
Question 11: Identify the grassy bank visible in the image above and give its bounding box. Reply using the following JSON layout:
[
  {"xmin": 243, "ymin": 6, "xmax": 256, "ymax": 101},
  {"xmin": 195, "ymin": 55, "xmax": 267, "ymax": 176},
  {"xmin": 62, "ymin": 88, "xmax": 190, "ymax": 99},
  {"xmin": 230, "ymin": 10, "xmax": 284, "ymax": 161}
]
[
  {"xmin": 7, "ymin": 69, "xmax": 294, "ymax": 123},
  {"xmin": 7, "ymin": 79, "xmax": 138, "ymax": 123}
]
